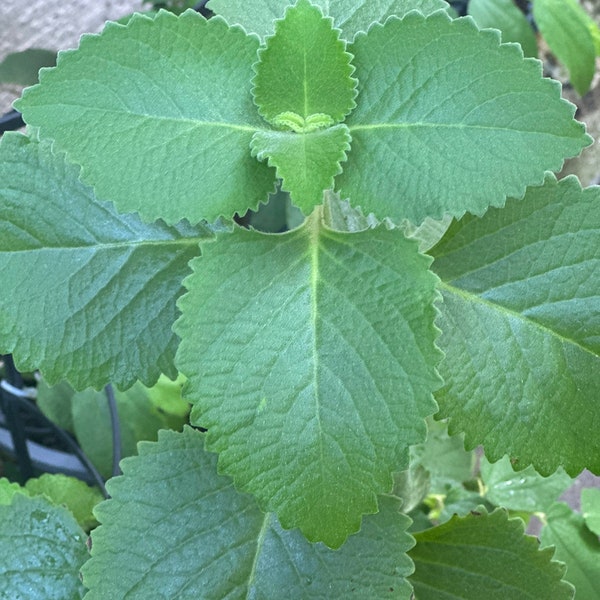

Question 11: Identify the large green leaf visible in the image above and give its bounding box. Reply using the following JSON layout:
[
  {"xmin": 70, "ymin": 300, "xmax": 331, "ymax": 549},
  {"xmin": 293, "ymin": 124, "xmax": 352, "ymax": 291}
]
[
  {"xmin": 253, "ymin": 0, "xmax": 357, "ymax": 125},
  {"xmin": 339, "ymin": 12, "xmax": 590, "ymax": 223},
  {"xmin": 0, "ymin": 495, "xmax": 87, "ymax": 600},
  {"xmin": 207, "ymin": 0, "xmax": 449, "ymax": 41},
  {"xmin": 83, "ymin": 428, "xmax": 416, "ymax": 599},
  {"xmin": 0, "ymin": 133, "xmax": 210, "ymax": 390},
  {"xmin": 534, "ymin": 0, "xmax": 596, "ymax": 95},
  {"xmin": 541, "ymin": 502, "xmax": 600, "ymax": 598},
  {"xmin": 431, "ymin": 175, "xmax": 600, "ymax": 476},
  {"xmin": 175, "ymin": 210, "xmax": 440, "ymax": 547},
  {"xmin": 468, "ymin": 0, "xmax": 538, "ymax": 58},
  {"xmin": 15, "ymin": 10, "xmax": 275, "ymax": 224},
  {"xmin": 409, "ymin": 508, "xmax": 574, "ymax": 599},
  {"xmin": 251, "ymin": 125, "xmax": 351, "ymax": 211}
]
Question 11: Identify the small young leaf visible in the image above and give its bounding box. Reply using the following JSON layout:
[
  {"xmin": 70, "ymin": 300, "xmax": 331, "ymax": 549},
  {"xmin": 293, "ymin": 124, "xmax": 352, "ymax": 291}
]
[
  {"xmin": 409, "ymin": 508, "xmax": 575, "ymax": 599},
  {"xmin": 175, "ymin": 211, "xmax": 440, "ymax": 547},
  {"xmin": 534, "ymin": 0, "xmax": 596, "ymax": 95},
  {"xmin": 340, "ymin": 12, "xmax": 591, "ymax": 223},
  {"xmin": 250, "ymin": 124, "xmax": 351, "ymax": 211},
  {"xmin": 480, "ymin": 455, "xmax": 571, "ymax": 513},
  {"xmin": 0, "ymin": 495, "xmax": 87, "ymax": 600},
  {"xmin": 15, "ymin": 10, "xmax": 275, "ymax": 224},
  {"xmin": 0, "ymin": 133, "xmax": 211, "ymax": 390},
  {"xmin": 541, "ymin": 502, "xmax": 600, "ymax": 598},
  {"xmin": 431, "ymin": 175, "xmax": 600, "ymax": 476},
  {"xmin": 582, "ymin": 488, "xmax": 600, "ymax": 536},
  {"xmin": 253, "ymin": 0, "xmax": 357, "ymax": 126},
  {"xmin": 83, "ymin": 428, "xmax": 416, "ymax": 599},
  {"xmin": 208, "ymin": 0, "xmax": 449, "ymax": 41},
  {"xmin": 0, "ymin": 477, "xmax": 30, "ymax": 505},
  {"xmin": 468, "ymin": 0, "xmax": 538, "ymax": 58}
]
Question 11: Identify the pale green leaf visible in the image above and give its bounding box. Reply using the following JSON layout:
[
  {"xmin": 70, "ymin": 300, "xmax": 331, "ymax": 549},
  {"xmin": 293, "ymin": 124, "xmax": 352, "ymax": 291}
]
[
  {"xmin": 534, "ymin": 0, "xmax": 596, "ymax": 95},
  {"xmin": 0, "ymin": 495, "xmax": 87, "ymax": 600},
  {"xmin": 468, "ymin": 0, "xmax": 538, "ymax": 57},
  {"xmin": 0, "ymin": 48, "xmax": 56, "ymax": 85},
  {"xmin": 582, "ymin": 488, "xmax": 600, "ymax": 536},
  {"xmin": 253, "ymin": 0, "xmax": 356, "ymax": 125},
  {"xmin": 340, "ymin": 12, "xmax": 590, "ymax": 223},
  {"xmin": 83, "ymin": 428, "xmax": 416, "ymax": 599},
  {"xmin": 36, "ymin": 378, "xmax": 76, "ymax": 433},
  {"xmin": 207, "ymin": 0, "xmax": 449, "ymax": 41},
  {"xmin": 0, "ymin": 132, "xmax": 210, "ymax": 390},
  {"xmin": 251, "ymin": 125, "xmax": 351, "ymax": 212},
  {"xmin": 175, "ymin": 212, "xmax": 440, "ymax": 547},
  {"xmin": 15, "ymin": 10, "xmax": 275, "ymax": 224},
  {"xmin": 541, "ymin": 502, "xmax": 600, "ymax": 598},
  {"xmin": 25, "ymin": 473, "xmax": 103, "ymax": 531},
  {"xmin": 0, "ymin": 477, "xmax": 30, "ymax": 505},
  {"xmin": 480, "ymin": 455, "xmax": 571, "ymax": 513},
  {"xmin": 431, "ymin": 174, "xmax": 600, "ymax": 476},
  {"xmin": 410, "ymin": 508, "xmax": 574, "ymax": 599}
]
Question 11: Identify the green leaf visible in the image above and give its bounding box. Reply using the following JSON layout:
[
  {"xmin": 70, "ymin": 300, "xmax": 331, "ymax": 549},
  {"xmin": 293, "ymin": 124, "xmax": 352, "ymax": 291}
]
[
  {"xmin": 339, "ymin": 12, "xmax": 590, "ymax": 223},
  {"xmin": 0, "ymin": 48, "xmax": 57, "ymax": 85},
  {"xmin": 480, "ymin": 455, "xmax": 571, "ymax": 513},
  {"xmin": 251, "ymin": 125, "xmax": 351, "ymax": 211},
  {"xmin": 541, "ymin": 502, "xmax": 600, "ymax": 598},
  {"xmin": 0, "ymin": 495, "xmax": 87, "ymax": 599},
  {"xmin": 36, "ymin": 378, "xmax": 76, "ymax": 432},
  {"xmin": 253, "ymin": 0, "xmax": 357, "ymax": 126},
  {"xmin": 15, "ymin": 10, "xmax": 275, "ymax": 224},
  {"xmin": 468, "ymin": 0, "xmax": 538, "ymax": 57},
  {"xmin": 83, "ymin": 428, "xmax": 416, "ymax": 599},
  {"xmin": 25, "ymin": 473, "xmax": 103, "ymax": 531},
  {"xmin": 0, "ymin": 477, "xmax": 30, "ymax": 505},
  {"xmin": 410, "ymin": 508, "xmax": 574, "ymax": 599},
  {"xmin": 0, "ymin": 132, "xmax": 210, "ymax": 390},
  {"xmin": 208, "ymin": 0, "xmax": 449, "ymax": 40},
  {"xmin": 175, "ymin": 211, "xmax": 440, "ymax": 547},
  {"xmin": 582, "ymin": 488, "xmax": 600, "ymax": 536},
  {"xmin": 534, "ymin": 0, "xmax": 596, "ymax": 95},
  {"xmin": 71, "ymin": 382, "xmax": 179, "ymax": 478},
  {"xmin": 431, "ymin": 174, "xmax": 600, "ymax": 476}
]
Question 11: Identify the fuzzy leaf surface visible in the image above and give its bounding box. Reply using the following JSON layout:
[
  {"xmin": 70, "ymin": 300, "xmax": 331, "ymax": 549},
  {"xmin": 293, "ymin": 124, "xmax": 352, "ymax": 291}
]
[
  {"xmin": 253, "ymin": 0, "xmax": 356, "ymax": 125},
  {"xmin": 15, "ymin": 10, "xmax": 275, "ymax": 224},
  {"xmin": 431, "ymin": 175, "xmax": 600, "ymax": 476},
  {"xmin": 0, "ymin": 495, "xmax": 87, "ymax": 600},
  {"xmin": 0, "ymin": 133, "xmax": 210, "ymax": 389},
  {"xmin": 541, "ymin": 502, "xmax": 600, "ymax": 598},
  {"xmin": 251, "ymin": 125, "xmax": 351, "ymax": 211},
  {"xmin": 207, "ymin": 0, "xmax": 449, "ymax": 41},
  {"xmin": 175, "ymin": 213, "xmax": 440, "ymax": 547},
  {"xmin": 409, "ymin": 508, "xmax": 574, "ymax": 599},
  {"xmin": 83, "ymin": 428, "xmax": 415, "ymax": 599},
  {"xmin": 468, "ymin": 0, "xmax": 538, "ymax": 57},
  {"xmin": 534, "ymin": 0, "xmax": 596, "ymax": 95},
  {"xmin": 340, "ymin": 12, "xmax": 590, "ymax": 223}
]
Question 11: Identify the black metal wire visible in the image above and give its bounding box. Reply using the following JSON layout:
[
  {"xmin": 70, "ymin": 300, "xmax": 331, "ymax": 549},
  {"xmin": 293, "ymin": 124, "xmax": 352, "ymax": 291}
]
[{"xmin": 0, "ymin": 110, "xmax": 24, "ymax": 135}]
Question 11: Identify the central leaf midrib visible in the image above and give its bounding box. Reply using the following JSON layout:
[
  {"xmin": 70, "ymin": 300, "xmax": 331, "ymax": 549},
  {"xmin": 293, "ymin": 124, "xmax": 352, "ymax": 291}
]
[{"xmin": 439, "ymin": 280, "xmax": 598, "ymax": 358}]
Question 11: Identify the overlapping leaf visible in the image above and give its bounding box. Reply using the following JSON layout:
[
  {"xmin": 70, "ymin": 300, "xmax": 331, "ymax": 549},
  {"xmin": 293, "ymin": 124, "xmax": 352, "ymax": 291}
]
[
  {"xmin": 15, "ymin": 10, "xmax": 275, "ymax": 224},
  {"xmin": 0, "ymin": 133, "xmax": 211, "ymax": 389},
  {"xmin": 207, "ymin": 0, "xmax": 449, "ymax": 41},
  {"xmin": 409, "ymin": 508, "xmax": 574, "ymax": 599},
  {"xmin": 340, "ymin": 12, "xmax": 590, "ymax": 223},
  {"xmin": 0, "ymin": 495, "xmax": 87, "ymax": 599},
  {"xmin": 175, "ymin": 211, "xmax": 440, "ymax": 547},
  {"xmin": 431, "ymin": 174, "xmax": 600, "ymax": 476},
  {"xmin": 83, "ymin": 427, "xmax": 416, "ymax": 599}
]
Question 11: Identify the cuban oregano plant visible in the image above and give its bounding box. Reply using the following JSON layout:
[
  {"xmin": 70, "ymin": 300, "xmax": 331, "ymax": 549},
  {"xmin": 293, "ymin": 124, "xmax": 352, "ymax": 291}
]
[{"xmin": 0, "ymin": 0, "xmax": 598, "ymax": 597}]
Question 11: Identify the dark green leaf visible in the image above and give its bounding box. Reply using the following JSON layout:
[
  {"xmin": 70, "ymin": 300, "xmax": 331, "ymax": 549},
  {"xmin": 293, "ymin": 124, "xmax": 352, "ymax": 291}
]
[{"xmin": 0, "ymin": 48, "xmax": 57, "ymax": 85}]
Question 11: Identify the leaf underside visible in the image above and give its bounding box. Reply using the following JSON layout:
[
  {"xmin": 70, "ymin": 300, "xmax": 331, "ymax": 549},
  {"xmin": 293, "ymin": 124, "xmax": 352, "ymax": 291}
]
[
  {"xmin": 15, "ymin": 10, "xmax": 276, "ymax": 224},
  {"xmin": 175, "ymin": 213, "xmax": 440, "ymax": 547},
  {"xmin": 340, "ymin": 11, "xmax": 591, "ymax": 223},
  {"xmin": 0, "ymin": 132, "xmax": 209, "ymax": 390},
  {"xmin": 410, "ymin": 508, "xmax": 574, "ymax": 599},
  {"xmin": 83, "ymin": 428, "xmax": 416, "ymax": 599},
  {"xmin": 431, "ymin": 174, "xmax": 600, "ymax": 476}
]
